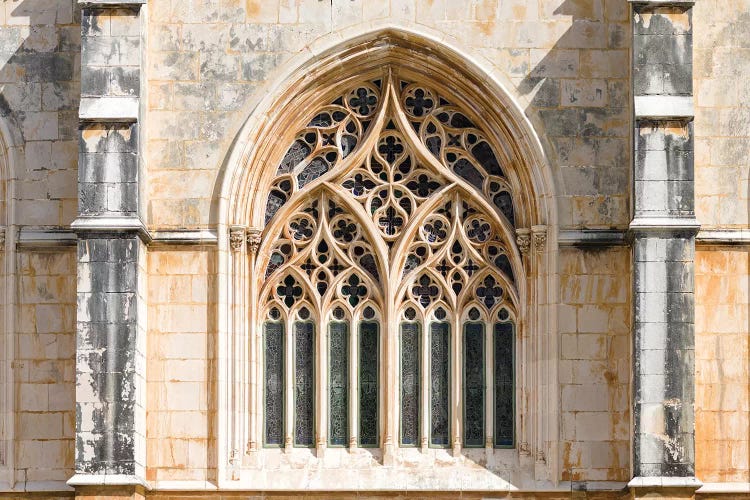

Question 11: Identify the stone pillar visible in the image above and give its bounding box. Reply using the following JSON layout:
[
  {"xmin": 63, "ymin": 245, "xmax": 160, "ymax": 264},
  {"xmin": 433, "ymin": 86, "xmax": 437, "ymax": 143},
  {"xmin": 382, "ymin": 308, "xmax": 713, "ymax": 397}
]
[
  {"xmin": 629, "ymin": 1, "xmax": 701, "ymax": 497},
  {"xmin": 70, "ymin": 0, "xmax": 148, "ymax": 493}
]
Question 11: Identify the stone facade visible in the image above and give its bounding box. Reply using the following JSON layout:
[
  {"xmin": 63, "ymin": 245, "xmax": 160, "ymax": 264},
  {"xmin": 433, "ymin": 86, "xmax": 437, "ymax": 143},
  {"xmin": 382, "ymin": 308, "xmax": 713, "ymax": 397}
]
[{"xmin": 0, "ymin": 0, "xmax": 746, "ymax": 499}]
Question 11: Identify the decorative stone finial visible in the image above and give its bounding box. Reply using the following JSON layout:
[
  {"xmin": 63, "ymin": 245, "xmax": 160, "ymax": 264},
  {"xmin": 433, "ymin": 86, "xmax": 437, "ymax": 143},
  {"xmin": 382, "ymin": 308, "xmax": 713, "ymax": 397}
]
[
  {"xmin": 247, "ymin": 228, "xmax": 262, "ymax": 255},
  {"xmin": 516, "ymin": 228, "xmax": 531, "ymax": 254},
  {"xmin": 230, "ymin": 226, "xmax": 246, "ymax": 252}
]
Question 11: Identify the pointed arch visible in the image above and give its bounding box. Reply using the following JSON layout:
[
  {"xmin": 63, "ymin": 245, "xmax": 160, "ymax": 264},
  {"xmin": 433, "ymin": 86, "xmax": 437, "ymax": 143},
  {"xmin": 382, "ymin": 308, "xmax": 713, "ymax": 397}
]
[{"xmin": 216, "ymin": 24, "xmax": 560, "ymax": 488}]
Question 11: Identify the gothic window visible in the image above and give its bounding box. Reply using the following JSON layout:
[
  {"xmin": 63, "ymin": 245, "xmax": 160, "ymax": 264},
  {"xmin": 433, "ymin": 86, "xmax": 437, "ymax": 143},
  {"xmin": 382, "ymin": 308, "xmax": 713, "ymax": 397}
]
[{"xmin": 258, "ymin": 74, "xmax": 519, "ymax": 451}]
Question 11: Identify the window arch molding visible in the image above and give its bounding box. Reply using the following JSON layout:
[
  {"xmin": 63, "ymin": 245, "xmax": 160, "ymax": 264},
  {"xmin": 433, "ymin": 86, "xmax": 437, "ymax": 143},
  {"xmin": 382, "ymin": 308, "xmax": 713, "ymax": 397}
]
[{"xmin": 217, "ymin": 24, "xmax": 559, "ymax": 490}]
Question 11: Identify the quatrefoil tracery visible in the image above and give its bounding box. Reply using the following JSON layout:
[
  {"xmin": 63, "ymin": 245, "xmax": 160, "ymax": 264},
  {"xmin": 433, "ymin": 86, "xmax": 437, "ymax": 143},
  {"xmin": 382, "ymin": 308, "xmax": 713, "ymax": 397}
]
[{"xmin": 259, "ymin": 73, "xmax": 521, "ymax": 319}]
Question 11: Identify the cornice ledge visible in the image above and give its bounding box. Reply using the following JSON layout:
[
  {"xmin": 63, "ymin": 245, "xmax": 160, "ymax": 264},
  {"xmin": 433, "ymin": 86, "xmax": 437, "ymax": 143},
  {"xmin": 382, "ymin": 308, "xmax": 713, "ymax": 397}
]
[
  {"xmin": 79, "ymin": 97, "xmax": 139, "ymax": 122},
  {"xmin": 71, "ymin": 216, "xmax": 152, "ymax": 243},
  {"xmin": 150, "ymin": 229, "xmax": 219, "ymax": 246},
  {"xmin": 629, "ymin": 217, "xmax": 701, "ymax": 234},
  {"xmin": 77, "ymin": 0, "xmax": 146, "ymax": 6},
  {"xmin": 17, "ymin": 228, "xmax": 77, "ymax": 247},
  {"xmin": 628, "ymin": 476, "xmax": 703, "ymax": 490},
  {"xmin": 558, "ymin": 229, "xmax": 628, "ymax": 247},
  {"xmin": 628, "ymin": 0, "xmax": 694, "ymax": 5},
  {"xmin": 696, "ymin": 228, "xmax": 750, "ymax": 245},
  {"xmin": 67, "ymin": 474, "xmax": 150, "ymax": 489},
  {"xmin": 635, "ymin": 95, "xmax": 694, "ymax": 121},
  {"xmin": 697, "ymin": 482, "xmax": 750, "ymax": 494}
]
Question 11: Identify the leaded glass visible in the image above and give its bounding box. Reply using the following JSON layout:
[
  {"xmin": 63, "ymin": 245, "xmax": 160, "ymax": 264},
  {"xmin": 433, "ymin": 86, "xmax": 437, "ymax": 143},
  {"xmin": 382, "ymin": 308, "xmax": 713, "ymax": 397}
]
[
  {"xmin": 430, "ymin": 321, "xmax": 450, "ymax": 447},
  {"xmin": 294, "ymin": 321, "xmax": 315, "ymax": 447},
  {"xmin": 359, "ymin": 321, "xmax": 379, "ymax": 446},
  {"xmin": 463, "ymin": 322, "xmax": 485, "ymax": 447},
  {"xmin": 328, "ymin": 321, "xmax": 349, "ymax": 446},
  {"xmin": 264, "ymin": 321, "xmax": 284, "ymax": 446},
  {"xmin": 400, "ymin": 321, "xmax": 420, "ymax": 446},
  {"xmin": 494, "ymin": 321, "xmax": 514, "ymax": 447}
]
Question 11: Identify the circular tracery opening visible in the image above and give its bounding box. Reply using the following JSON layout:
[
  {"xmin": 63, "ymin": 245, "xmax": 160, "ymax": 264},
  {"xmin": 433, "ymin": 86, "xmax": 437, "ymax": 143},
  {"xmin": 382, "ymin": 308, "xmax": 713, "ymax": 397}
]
[{"xmin": 257, "ymin": 68, "xmax": 521, "ymax": 452}]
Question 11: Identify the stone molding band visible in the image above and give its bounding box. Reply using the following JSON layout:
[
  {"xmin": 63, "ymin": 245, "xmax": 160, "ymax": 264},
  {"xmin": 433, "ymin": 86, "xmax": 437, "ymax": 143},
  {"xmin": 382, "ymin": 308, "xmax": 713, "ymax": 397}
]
[{"xmin": 6, "ymin": 228, "xmax": 750, "ymax": 248}]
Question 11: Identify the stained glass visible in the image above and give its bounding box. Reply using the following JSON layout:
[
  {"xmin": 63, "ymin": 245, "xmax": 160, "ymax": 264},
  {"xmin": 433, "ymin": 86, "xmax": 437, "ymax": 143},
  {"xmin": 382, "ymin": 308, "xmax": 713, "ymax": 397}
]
[
  {"xmin": 264, "ymin": 321, "xmax": 284, "ymax": 446},
  {"xmin": 359, "ymin": 321, "xmax": 379, "ymax": 446},
  {"xmin": 463, "ymin": 322, "xmax": 485, "ymax": 447},
  {"xmin": 400, "ymin": 321, "xmax": 420, "ymax": 446},
  {"xmin": 329, "ymin": 321, "xmax": 349, "ymax": 446},
  {"xmin": 430, "ymin": 321, "xmax": 450, "ymax": 447},
  {"xmin": 294, "ymin": 321, "xmax": 315, "ymax": 447},
  {"xmin": 494, "ymin": 321, "xmax": 514, "ymax": 447}
]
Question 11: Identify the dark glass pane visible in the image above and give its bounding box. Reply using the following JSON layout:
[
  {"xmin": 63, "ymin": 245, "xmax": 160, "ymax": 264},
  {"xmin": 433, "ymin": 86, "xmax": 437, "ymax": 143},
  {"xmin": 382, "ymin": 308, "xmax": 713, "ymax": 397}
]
[
  {"xmin": 264, "ymin": 321, "xmax": 284, "ymax": 446},
  {"xmin": 294, "ymin": 321, "xmax": 315, "ymax": 447},
  {"xmin": 453, "ymin": 158, "xmax": 484, "ymax": 190},
  {"xmin": 329, "ymin": 321, "xmax": 349, "ymax": 446},
  {"xmin": 359, "ymin": 321, "xmax": 379, "ymax": 446},
  {"xmin": 400, "ymin": 322, "xmax": 420, "ymax": 446},
  {"xmin": 430, "ymin": 321, "xmax": 450, "ymax": 447},
  {"xmin": 463, "ymin": 322, "xmax": 485, "ymax": 447},
  {"xmin": 494, "ymin": 322, "xmax": 514, "ymax": 447},
  {"xmin": 470, "ymin": 141, "xmax": 503, "ymax": 177},
  {"xmin": 328, "ymin": 321, "xmax": 349, "ymax": 446}
]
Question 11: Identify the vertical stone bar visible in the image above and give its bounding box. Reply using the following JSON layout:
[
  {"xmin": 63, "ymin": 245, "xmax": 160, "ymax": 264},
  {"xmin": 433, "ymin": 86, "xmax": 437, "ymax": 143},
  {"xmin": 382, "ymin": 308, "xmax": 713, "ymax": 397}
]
[
  {"xmin": 629, "ymin": 1, "xmax": 701, "ymax": 496},
  {"xmin": 70, "ymin": 0, "xmax": 148, "ymax": 491}
]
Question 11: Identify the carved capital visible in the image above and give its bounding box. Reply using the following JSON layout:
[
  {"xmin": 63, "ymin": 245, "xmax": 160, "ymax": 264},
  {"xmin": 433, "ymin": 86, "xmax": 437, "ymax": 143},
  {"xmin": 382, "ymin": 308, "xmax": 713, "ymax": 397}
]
[
  {"xmin": 519, "ymin": 441, "xmax": 531, "ymax": 455},
  {"xmin": 532, "ymin": 225, "xmax": 547, "ymax": 252},
  {"xmin": 247, "ymin": 228, "xmax": 262, "ymax": 255},
  {"xmin": 516, "ymin": 228, "xmax": 531, "ymax": 255},
  {"xmin": 0, "ymin": 227, "xmax": 5, "ymax": 246},
  {"xmin": 229, "ymin": 226, "xmax": 246, "ymax": 252},
  {"xmin": 536, "ymin": 450, "xmax": 546, "ymax": 463}
]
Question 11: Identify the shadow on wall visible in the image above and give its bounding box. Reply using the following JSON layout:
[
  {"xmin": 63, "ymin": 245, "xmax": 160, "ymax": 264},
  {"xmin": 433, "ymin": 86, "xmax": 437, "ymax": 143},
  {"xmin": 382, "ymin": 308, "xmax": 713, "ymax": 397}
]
[
  {"xmin": 518, "ymin": 0, "xmax": 630, "ymax": 231},
  {"xmin": 516, "ymin": 0, "xmax": 631, "ymax": 483},
  {"xmin": 1, "ymin": 0, "xmax": 80, "ymax": 227}
]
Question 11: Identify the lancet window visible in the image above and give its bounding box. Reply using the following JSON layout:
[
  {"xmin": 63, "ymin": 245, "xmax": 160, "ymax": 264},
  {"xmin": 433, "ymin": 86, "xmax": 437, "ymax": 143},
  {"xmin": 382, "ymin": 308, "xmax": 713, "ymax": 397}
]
[{"xmin": 257, "ymin": 73, "xmax": 520, "ymax": 451}]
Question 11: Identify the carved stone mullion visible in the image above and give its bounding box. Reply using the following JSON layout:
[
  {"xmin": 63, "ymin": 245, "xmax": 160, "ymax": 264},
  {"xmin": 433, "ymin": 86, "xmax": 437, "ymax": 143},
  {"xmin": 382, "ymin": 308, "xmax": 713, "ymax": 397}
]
[{"xmin": 531, "ymin": 224, "xmax": 548, "ymax": 470}]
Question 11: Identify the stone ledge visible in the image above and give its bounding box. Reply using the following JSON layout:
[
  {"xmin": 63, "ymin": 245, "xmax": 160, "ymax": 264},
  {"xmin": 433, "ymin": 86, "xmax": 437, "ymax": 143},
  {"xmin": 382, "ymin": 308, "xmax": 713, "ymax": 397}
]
[
  {"xmin": 0, "ymin": 480, "xmax": 74, "ymax": 493},
  {"xmin": 628, "ymin": 476, "xmax": 703, "ymax": 490},
  {"xmin": 71, "ymin": 216, "xmax": 151, "ymax": 242},
  {"xmin": 696, "ymin": 228, "xmax": 750, "ymax": 245},
  {"xmin": 17, "ymin": 228, "xmax": 77, "ymax": 247},
  {"xmin": 697, "ymin": 482, "xmax": 750, "ymax": 494},
  {"xmin": 630, "ymin": 217, "xmax": 701, "ymax": 233},
  {"xmin": 558, "ymin": 229, "xmax": 627, "ymax": 247},
  {"xmin": 67, "ymin": 474, "xmax": 149, "ymax": 488},
  {"xmin": 635, "ymin": 96, "xmax": 694, "ymax": 120},
  {"xmin": 79, "ymin": 97, "xmax": 139, "ymax": 122},
  {"xmin": 78, "ymin": 0, "xmax": 146, "ymax": 6},
  {"xmin": 628, "ymin": 0, "xmax": 695, "ymax": 5},
  {"xmin": 150, "ymin": 229, "xmax": 219, "ymax": 246}
]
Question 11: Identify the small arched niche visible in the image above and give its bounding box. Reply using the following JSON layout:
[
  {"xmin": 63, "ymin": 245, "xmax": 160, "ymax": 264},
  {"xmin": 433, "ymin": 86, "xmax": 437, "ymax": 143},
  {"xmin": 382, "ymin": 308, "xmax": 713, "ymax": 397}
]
[{"xmin": 216, "ymin": 26, "xmax": 559, "ymax": 490}]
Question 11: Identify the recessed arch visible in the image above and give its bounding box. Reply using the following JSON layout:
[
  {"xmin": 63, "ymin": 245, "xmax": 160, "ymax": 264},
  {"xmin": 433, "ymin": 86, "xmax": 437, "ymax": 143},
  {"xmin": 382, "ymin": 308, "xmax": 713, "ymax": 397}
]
[{"xmin": 216, "ymin": 24, "xmax": 560, "ymax": 489}]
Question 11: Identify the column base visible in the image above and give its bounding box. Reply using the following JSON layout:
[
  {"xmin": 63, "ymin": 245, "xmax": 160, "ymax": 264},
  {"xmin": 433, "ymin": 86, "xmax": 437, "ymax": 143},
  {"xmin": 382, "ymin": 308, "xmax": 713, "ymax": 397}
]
[{"xmin": 629, "ymin": 477, "xmax": 703, "ymax": 500}]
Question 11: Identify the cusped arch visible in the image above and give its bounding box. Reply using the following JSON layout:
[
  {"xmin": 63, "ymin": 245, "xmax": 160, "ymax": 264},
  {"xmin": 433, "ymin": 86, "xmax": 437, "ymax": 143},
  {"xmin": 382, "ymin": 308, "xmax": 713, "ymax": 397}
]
[
  {"xmin": 216, "ymin": 25, "xmax": 561, "ymax": 488},
  {"xmin": 219, "ymin": 24, "xmax": 558, "ymax": 234}
]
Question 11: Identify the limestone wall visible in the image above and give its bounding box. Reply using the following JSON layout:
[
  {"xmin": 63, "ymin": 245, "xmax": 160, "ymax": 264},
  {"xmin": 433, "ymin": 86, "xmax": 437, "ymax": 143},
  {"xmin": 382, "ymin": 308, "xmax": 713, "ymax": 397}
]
[
  {"xmin": 14, "ymin": 249, "xmax": 76, "ymax": 483},
  {"xmin": 694, "ymin": 0, "xmax": 750, "ymax": 228},
  {"xmin": 0, "ymin": 0, "xmax": 80, "ymax": 227},
  {"xmin": 695, "ymin": 248, "xmax": 750, "ymax": 482},
  {"xmin": 146, "ymin": 0, "xmax": 631, "ymax": 230},
  {"xmin": 558, "ymin": 246, "xmax": 630, "ymax": 482},
  {"xmin": 146, "ymin": 248, "xmax": 216, "ymax": 483}
]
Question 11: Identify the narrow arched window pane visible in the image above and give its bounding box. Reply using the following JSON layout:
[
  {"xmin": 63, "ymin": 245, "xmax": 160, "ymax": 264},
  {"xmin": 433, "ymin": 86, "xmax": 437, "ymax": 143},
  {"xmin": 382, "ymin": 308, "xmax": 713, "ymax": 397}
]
[
  {"xmin": 264, "ymin": 321, "xmax": 284, "ymax": 446},
  {"xmin": 294, "ymin": 321, "xmax": 315, "ymax": 447},
  {"xmin": 494, "ymin": 321, "xmax": 514, "ymax": 447},
  {"xmin": 430, "ymin": 321, "xmax": 450, "ymax": 447},
  {"xmin": 400, "ymin": 321, "xmax": 420, "ymax": 446},
  {"xmin": 358, "ymin": 321, "xmax": 379, "ymax": 447},
  {"xmin": 328, "ymin": 321, "xmax": 348, "ymax": 447},
  {"xmin": 463, "ymin": 322, "xmax": 485, "ymax": 447}
]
